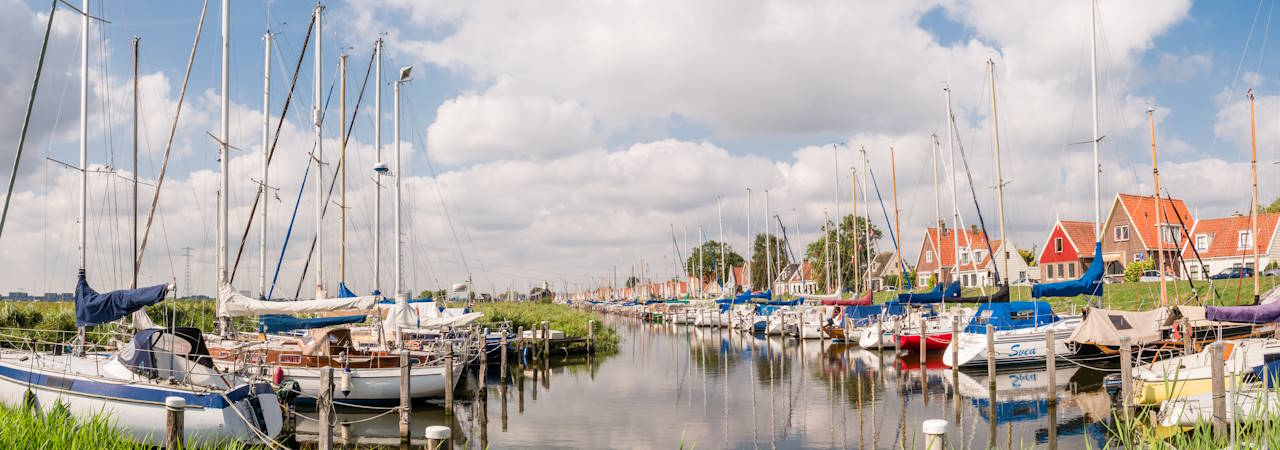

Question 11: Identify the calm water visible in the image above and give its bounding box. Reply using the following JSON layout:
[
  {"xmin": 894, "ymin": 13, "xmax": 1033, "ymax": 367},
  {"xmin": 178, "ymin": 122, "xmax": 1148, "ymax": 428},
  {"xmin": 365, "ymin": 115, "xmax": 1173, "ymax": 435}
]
[{"xmin": 299, "ymin": 315, "xmax": 1120, "ymax": 449}]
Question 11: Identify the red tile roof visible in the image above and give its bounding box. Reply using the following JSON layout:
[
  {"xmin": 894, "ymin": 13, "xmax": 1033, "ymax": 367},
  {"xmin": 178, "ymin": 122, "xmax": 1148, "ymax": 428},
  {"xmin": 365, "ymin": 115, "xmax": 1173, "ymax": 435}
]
[
  {"xmin": 1060, "ymin": 220, "xmax": 1097, "ymax": 250},
  {"xmin": 1115, "ymin": 193, "xmax": 1193, "ymax": 250},
  {"xmin": 922, "ymin": 227, "xmax": 1000, "ymax": 271},
  {"xmin": 1182, "ymin": 212, "xmax": 1280, "ymax": 260}
]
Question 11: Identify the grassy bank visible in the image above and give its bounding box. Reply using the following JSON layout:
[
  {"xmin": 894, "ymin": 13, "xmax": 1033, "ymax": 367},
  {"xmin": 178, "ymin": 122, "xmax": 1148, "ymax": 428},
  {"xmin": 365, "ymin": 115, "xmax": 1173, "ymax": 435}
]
[
  {"xmin": 0, "ymin": 300, "xmax": 238, "ymax": 350},
  {"xmin": 0, "ymin": 401, "xmax": 247, "ymax": 449},
  {"xmin": 468, "ymin": 301, "xmax": 619, "ymax": 352},
  {"xmin": 871, "ymin": 276, "xmax": 1280, "ymax": 311}
]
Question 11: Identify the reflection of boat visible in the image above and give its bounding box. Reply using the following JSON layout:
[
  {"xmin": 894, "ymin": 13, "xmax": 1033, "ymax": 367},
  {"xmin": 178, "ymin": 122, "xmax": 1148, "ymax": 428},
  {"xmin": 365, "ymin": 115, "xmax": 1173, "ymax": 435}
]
[
  {"xmin": 945, "ymin": 366, "xmax": 1081, "ymax": 426},
  {"xmin": 296, "ymin": 407, "xmax": 457, "ymax": 446},
  {"xmin": 943, "ymin": 302, "xmax": 1081, "ymax": 368}
]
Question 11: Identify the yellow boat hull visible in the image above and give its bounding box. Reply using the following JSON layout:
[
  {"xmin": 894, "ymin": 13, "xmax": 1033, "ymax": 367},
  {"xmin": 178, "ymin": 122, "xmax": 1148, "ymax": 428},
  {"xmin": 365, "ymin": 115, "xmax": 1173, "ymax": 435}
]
[{"xmin": 1134, "ymin": 374, "xmax": 1246, "ymax": 406}]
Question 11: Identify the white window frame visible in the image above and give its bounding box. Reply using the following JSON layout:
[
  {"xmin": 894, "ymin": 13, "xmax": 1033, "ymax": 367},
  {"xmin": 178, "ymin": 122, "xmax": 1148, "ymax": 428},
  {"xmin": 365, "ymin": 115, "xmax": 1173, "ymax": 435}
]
[
  {"xmin": 1133, "ymin": 253, "xmax": 1143, "ymax": 262},
  {"xmin": 925, "ymin": 250, "xmax": 933, "ymax": 263},
  {"xmin": 1115, "ymin": 225, "xmax": 1130, "ymax": 242},
  {"xmin": 1054, "ymin": 237, "xmax": 1063, "ymax": 253},
  {"xmin": 1196, "ymin": 234, "xmax": 1208, "ymax": 251},
  {"xmin": 1239, "ymin": 230, "xmax": 1253, "ymax": 249}
]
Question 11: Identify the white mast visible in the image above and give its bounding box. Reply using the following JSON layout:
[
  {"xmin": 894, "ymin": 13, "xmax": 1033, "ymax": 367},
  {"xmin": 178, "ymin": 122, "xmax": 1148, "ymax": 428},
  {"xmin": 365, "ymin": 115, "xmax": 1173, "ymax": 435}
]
[
  {"xmin": 833, "ymin": 145, "xmax": 843, "ymax": 296},
  {"xmin": 765, "ymin": 190, "xmax": 772, "ymax": 293},
  {"xmin": 76, "ymin": 0, "xmax": 89, "ymax": 351},
  {"xmin": 945, "ymin": 83, "xmax": 962, "ymax": 285},
  {"xmin": 374, "ymin": 39, "xmax": 382, "ymax": 295},
  {"xmin": 718, "ymin": 196, "xmax": 727, "ymax": 297},
  {"xmin": 394, "ymin": 65, "xmax": 412, "ymax": 296},
  {"xmin": 860, "ymin": 148, "xmax": 873, "ymax": 287},
  {"xmin": 312, "ymin": 4, "xmax": 325, "ymax": 299},
  {"xmin": 698, "ymin": 225, "xmax": 705, "ymax": 299},
  {"xmin": 930, "ymin": 134, "xmax": 941, "ymax": 284},
  {"xmin": 339, "ymin": 54, "xmax": 347, "ymax": 285},
  {"xmin": 220, "ymin": 0, "xmax": 230, "ymax": 291},
  {"xmin": 1090, "ymin": 0, "xmax": 1102, "ymax": 242},
  {"xmin": 746, "ymin": 188, "xmax": 752, "ymax": 292},
  {"xmin": 260, "ymin": 31, "xmax": 271, "ymax": 298},
  {"xmin": 824, "ymin": 209, "xmax": 832, "ymax": 292},
  {"xmin": 989, "ymin": 59, "xmax": 1008, "ymax": 285}
]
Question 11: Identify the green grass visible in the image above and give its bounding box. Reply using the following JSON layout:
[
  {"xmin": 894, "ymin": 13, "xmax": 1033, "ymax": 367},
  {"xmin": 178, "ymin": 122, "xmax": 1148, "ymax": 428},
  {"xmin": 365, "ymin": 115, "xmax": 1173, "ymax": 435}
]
[
  {"xmin": 0, "ymin": 401, "xmax": 247, "ymax": 449},
  {"xmin": 0, "ymin": 299, "xmax": 246, "ymax": 351},
  {"xmin": 467, "ymin": 301, "xmax": 619, "ymax": 352},
  {"xmin": 873, "ymin": 276, "xmax": 1280, "ymax": 311}
]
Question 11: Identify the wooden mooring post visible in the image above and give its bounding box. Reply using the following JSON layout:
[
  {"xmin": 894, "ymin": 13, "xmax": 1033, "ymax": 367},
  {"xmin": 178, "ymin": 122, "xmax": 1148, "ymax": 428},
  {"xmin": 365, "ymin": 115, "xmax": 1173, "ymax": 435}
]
[
  {"xmin": 500, "ymin": 330, "xmax": 509, "ymax": 383},
  {"xmin": 588, "ymin": 320, "xmax": 596, "ymax": 354},
  {"xmin": 1182, "ymin": 318, "xmax": 1194, "ymax": 354},
  {"xmin": 444, "ymin": 351, "xmax": 455, "ymax": 416},
  {"xmin": 479, "ymin": 327, "xmax": 489, "ymax": 392},
  {"xmin": 985, "ymin": 324, "xmax": 996, "ymax": 385},
  {"xmin": 517, "ymin": 326, "xmax": 525, "ymax": 361},
  {"xmin": 320, "ymin": 367, "xmax": 334, "ymax": 450},
  {"xmin": 919, "ymin": 318, "xmax": 927, "ymax": 367},
  {"xmin": 1045, "ymin": 328, "xmax": 1056, "ymax": 404},
  {"xmin": 1119, "ymin": 335, "xmax": 1133, "ymax": 419},
  {"xmin": 1210, "ymin": 341, "xmax": 1227, "ymax": 437},
  {"xmin": 951, "ymin": 316, "xmax": 959, "ymax": 370},
  {"xmin": 542, "ymin": 321, "xmax": 551, "ymax": 358},
  {"xmin": 400, "ymin": 349, "xmax": 411, "ymax": 441},
  {"xmin": 893, "ymin": 320, "xmax": 901, "ymax": 354},
  {"xmin": 165, "ymin": 396, "xmax": 184, "ymax": 450}
]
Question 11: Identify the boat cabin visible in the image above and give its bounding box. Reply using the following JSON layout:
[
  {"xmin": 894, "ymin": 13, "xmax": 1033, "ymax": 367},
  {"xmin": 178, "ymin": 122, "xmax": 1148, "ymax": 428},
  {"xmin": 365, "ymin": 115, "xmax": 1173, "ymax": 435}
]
[{"xmin": 963, "ymin": 301, "xmax": 1058, "ymax": 334}]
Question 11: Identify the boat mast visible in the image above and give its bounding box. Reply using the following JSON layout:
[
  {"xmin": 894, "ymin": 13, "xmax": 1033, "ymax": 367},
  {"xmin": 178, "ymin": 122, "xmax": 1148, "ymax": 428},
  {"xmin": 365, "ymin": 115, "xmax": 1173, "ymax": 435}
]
[
  {"xmin": 945, "ymin": 83, "xmax": 962, "ymax": 286},
  {"xmin": 394, "ymin": 65, "xmax": 412, "ymax": 297},
  {"xmin": 890, "ymin": 145, "xmax": 903, "ymax": 292},
  {"xmin": 261, "ymin": 31, "xmax": 271, "ymax": 298},
  {"xmin": 833, "ymin": 145, "xmax": 843, "ymax": 296},
  {"xmin": 988, "ymin": 59, "xmax": 1009, "ymax": 286},
  {"xmin": 746, "ymin": 188, "xmax": 752, "ymax": 291},
  {"xmin": 374, "ymin": 39, "xmax": 382, "ymax": 296},
  {"xmin": 851, "ymin": 155, "xmax": 860, "ymax": 293},
  {"xmin": 698, "ymin": 225, "xmax": 705, "ymax": 299},
  {"xmin": 717, "ymin": 195, "xmax": 725, "ymax": 298},
  {"xmin": 859, "ymin": 147, "xmax": 873, "ymax": 288},
  {"xmin": 1089, "ymin": 0, "xmax": 1102, "ymax": 248},
  {"xmin": 339, "ymin": 55, "xmax": 347, "ymax": 285},
  {"xmin": 132, "ymin": 37, "xmax": 139, "ymax": 290},
  {"xmin": 312, "ymin": 4, "xmax": 324, "ymax": 299},
  {"xmin": 930, "ymin": 133, "xmax": 940, "ymax": 285},
  {"xmin": 824, "ymin": 209, "xmax": 832, "ymax": 293},
  {"xmin": 77, "ymin": 0, "xmax": 89, "ymax": 353},
  {"xmin": 1250, "ymin": 90, "xmax": 1261, "ymax": 302},
  {"xmin": 765, "ymin": 190, "xmax": 772, "ymax": 292},
  {"xmin": 1147, "ymin": 107, "xmax": 1166, "ymax": 306},
  {"xmin": 218, "ymin": 0, "xmax": 230, "ymax": 332}
]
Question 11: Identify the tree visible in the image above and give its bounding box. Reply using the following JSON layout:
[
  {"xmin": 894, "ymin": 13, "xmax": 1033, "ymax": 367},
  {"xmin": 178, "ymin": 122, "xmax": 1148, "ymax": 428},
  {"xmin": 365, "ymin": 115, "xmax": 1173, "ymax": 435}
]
[
  {"xmin": 1263, "ymin": 196, "xmax": 1280, "ymax": 214},
  {"xmin": 1018, "ymin": 249, "xmax": 1037, "ymax": 267},
  {"xmin": 624, "ymin": 276, "xmax": 640, "ymax": 289},
  {"xmin": 803, "ymin": 215, "xmax": 883, "ymax": 293},
  {"xmin": 685, "ymin": 240, "xmax": 745, "ymax": 289},
  {"xmin": 748, "ymin": 234, "xmax": 791, "ymax": 290}
]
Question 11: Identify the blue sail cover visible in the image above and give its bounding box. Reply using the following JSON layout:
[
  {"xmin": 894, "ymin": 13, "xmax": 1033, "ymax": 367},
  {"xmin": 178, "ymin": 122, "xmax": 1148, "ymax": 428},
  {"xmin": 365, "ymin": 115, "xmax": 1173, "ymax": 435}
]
[
  {"xmin": 716, "ymin": 290, "xmax": 772, "ymax": 304},
  {"xmin": 896, "ymin": 281, "xmax": 961, "ymax": 304},
  {"xmin": 843, "ymin": 305, "xmax": 888, "ymax": 327},
  {"xmin": 964, "ymin": 301, "xmax": 1058, "ymax": 333},
  {"xmin": 258, "ymin": 314, "xmax": 368, "ymax": 333},
  {"xmin": 75, "ymin": 270, "xmax": 168, "ymax": 327},
  {"xmin": 1032, "ymin": 242, "xmax": 1104, "ymax": 298},
  {"xmin": 337, "ymin": 282, "xmax": 359, "ymax": 298}
]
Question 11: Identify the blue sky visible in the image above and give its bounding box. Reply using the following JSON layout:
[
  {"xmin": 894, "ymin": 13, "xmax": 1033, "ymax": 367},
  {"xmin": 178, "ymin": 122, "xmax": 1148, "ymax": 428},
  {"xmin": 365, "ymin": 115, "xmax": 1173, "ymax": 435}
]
[{"xmin": 4, "ymin": 0, "xmax": 1279, "ymax": 296}]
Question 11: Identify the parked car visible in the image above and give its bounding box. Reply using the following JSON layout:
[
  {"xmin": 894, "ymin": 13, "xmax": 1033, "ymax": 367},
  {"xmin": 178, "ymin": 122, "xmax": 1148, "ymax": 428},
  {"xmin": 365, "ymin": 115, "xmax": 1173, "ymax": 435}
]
[
  {"xmin": 1209, "ymin": 267, "xmax": 1254, "ymax": 280},
  {"xmin": 1264, "ymin": 267, "xmax": 1280, "ymax": 277},
  {"xmin": 1138, "ymin": 270, "xmax": 1178, "ymax": 283}
]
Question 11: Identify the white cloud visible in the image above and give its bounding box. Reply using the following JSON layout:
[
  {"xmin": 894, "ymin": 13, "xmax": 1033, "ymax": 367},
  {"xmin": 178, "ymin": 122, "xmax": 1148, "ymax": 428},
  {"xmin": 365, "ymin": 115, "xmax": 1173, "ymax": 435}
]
[{"xmin": 426, "ymin": 83, "xmax": 598, "ymax": 165}]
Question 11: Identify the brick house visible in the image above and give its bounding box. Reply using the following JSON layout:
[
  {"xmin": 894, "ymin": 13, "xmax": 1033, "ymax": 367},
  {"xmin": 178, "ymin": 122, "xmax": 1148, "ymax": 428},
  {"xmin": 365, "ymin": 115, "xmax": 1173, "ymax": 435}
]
[
  {"xmin": 1180, "ymin": 212, "xmax": 1280, "ymax": 279},
  {"xmin": 773, "ymin": 262, "xmax": 818, "ymax": 295},
  {"xmin": 1037, "ymin": 219, "xmax": 1097, "ymax": 282},
  {"xmin": 1099, "ymin": 193, "xmax": 1194, "ymax": 280},
  {"xmin": 866, "ymin": 252, "xmax": 903, "ymax": 290},
  {"xmin": 914, "ymin": 224, "xmax": 1031, "ymax": 288}
]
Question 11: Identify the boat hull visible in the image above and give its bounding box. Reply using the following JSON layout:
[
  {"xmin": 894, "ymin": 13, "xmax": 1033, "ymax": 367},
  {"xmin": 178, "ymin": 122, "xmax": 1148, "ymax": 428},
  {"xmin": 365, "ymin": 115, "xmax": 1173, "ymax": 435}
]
[
  {"xmin": 942, "ymin": 322, "xmax": 1079, "ymax": 368},
  {"xmin": 898, "ymin": 333, "xmax": 952, "ymax": 351},
  {"xmin": 224, "ymin": 362, "xmax": 463, "ymax": 405}
]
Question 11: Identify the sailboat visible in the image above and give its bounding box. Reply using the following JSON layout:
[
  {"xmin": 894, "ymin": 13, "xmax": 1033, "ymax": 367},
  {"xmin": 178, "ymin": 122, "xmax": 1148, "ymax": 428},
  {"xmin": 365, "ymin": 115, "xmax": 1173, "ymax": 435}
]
[{"xmin": 0, "ymin": 1, "xmax": 282, "ymax": 445}]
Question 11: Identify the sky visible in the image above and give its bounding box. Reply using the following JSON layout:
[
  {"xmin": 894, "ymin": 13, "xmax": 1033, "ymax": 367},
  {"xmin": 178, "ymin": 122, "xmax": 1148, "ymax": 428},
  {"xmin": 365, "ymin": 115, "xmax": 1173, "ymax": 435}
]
[{"xmin": 1, "ymin": 0, "xmax": 1278, "ymax": 298}]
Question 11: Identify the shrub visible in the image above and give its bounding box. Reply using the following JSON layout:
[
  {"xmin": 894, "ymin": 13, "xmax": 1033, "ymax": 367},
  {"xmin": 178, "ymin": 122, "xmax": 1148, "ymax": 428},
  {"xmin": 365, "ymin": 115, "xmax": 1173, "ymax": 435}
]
[{"xmin": 1124, "ymin": 260, "xmax": 1154, "ymax": 283}]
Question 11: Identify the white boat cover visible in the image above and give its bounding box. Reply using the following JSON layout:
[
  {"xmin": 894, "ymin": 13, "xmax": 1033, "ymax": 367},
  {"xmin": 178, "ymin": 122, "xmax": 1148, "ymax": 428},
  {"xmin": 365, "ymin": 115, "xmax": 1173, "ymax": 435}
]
[
  {"xmin": 1066, "ymin": 306, "xmax": 1172, "ymax": 347},
  {"xmin": 217, "ymin": 282, "xmax": 377, "ymax": 318},
  {"xmin": 381, "ymin": 301, "xmax": 483, "ymax": 339}
]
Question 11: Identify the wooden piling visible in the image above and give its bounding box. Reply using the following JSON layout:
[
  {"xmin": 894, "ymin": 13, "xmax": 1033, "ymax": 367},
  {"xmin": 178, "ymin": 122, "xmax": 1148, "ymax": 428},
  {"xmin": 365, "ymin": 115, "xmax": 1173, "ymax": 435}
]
[
  {"xmin": 517, "ymin": 326, "xmax": 525, "ymax": 360},
  {"xmin": 542, "ymin": 321, "xmax": 551, "ymax": 358},
  {"xmin": 985, "ymin": 324, "xmax": 996, "ymax": 385},
  {"xmin": 425, "ymin": 425, "xmax": 451, "ymax": 450},
  {"xmin": 500, "ymin": 330, "xmax": 509, "ymax": 383},
  {"xmin": 480, "ymin": 327, "xmax": 489, "ymax": 391},
  {"xmin": 444, "ymin": 351, "xmax": 455, "ymax": 416},
  {"xmin": 400, "ymin": 350, "xmax": 411, "ymax": 441},
  {"xmin": 320, "ymin": 367, "xmax": 334, "ymax": 450},
  {"xmin": 951, "ymin": 316, "xmax": 959, "ymax": 369},
  {"xmin": 919, "ymin": 317, "xmax": 927, "ymax": 367},
  {"xmin": 1182, "ymin": 318, "xmax": 1194, "ymax": 354},
  {"xmin": 1210, "ymin": 341, "xmax": 1226, "ymax": 437},
  {"xmin": 588, "ymin": 320, "xmax": 595, "ymax": 354},
  {"xmin": 1119, "ymin": 335, "xmax": 1133, "ymax": 418},
  {"xmin": 893, "ymin": 320, "xmax": 901, "ymax": 353},
  {"xmin": 1045, "ymin": 328, "xmax": 1056, "ymax": 404},
  {"xmin": 165, "ymin": 396, "xmax": 184, "ymax": 450}
]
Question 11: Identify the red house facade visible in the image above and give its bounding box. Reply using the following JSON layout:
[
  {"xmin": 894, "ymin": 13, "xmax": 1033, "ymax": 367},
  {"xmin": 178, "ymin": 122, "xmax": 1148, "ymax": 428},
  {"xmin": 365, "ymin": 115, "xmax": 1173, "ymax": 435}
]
[{"xmin": 1037, "ymin": 219, "xmax": 1096, "ymax": 282}]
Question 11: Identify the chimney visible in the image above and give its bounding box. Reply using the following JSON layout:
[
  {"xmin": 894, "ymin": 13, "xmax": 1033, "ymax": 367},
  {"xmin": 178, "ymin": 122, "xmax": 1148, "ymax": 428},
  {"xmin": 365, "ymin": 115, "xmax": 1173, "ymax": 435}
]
[
  {"xmin": 970, "ymin": 224, "xmax": 979, "ymax": 235},
  {"xmin": 938, "ymin": 220, "xmax": 947, "ymax": 234}
]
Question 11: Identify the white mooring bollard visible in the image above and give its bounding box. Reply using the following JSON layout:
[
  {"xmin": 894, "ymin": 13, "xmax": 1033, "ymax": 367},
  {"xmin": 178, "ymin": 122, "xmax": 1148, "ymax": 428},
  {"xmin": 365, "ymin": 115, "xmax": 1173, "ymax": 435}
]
[{"xmin": 922, "ymin": 419, "xmax": 947, "ymax": 450}]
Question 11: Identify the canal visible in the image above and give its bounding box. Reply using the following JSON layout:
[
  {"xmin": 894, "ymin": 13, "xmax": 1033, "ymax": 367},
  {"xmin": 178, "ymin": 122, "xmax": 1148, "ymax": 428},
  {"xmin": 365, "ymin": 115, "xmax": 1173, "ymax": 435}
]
[{"xmin": 300, "ymin": 315, "xmax": 1118, "ymax": 448}]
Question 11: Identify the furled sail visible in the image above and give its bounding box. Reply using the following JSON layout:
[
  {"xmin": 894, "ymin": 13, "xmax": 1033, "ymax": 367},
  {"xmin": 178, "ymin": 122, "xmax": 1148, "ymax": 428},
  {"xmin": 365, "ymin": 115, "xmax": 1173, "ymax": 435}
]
[
  {"xmin": 258, "ymin": 314, "xmax": 368, "ymax": 333},
  {"xmin": 821, "ymin": 290, "xmax": 874, "ymax": 306},
  {"xmin": 896, "ymin": 281, "xmax": 960, "ymax": 304},
  {"xmin": 75, "ymin": 270, "xmax": 169, "ymax": 327},
  {"xmin": 1032, "ymin": 242, "xmax": 1104, "ymax": 298},
  {"xmin": 218, "ymin": 282, "xmax": 377, "ymax": 317}
]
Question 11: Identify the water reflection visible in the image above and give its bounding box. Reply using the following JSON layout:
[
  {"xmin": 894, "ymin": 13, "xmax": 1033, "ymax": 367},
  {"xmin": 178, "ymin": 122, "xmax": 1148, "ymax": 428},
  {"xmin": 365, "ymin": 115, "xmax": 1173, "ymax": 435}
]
[{"xmin": 305, "ymin": 316, "xmax": 1123, "ymax": 448}]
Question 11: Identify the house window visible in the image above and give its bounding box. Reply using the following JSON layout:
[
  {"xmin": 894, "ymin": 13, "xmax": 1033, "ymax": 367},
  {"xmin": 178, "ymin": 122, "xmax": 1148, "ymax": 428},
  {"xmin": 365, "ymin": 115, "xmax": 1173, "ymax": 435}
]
[
  {"xmin": 1069, "ymin": 263, "xmax": 1076, "ymax": 278},
  {"xmin": 1115, "ymin": 225, "xmax": 1130, "ymax": 242},
  {"xmin": 926, "ymin": 250, "xmax": 934, "ymax": 263},
  {"xmin": 959, "ymin": 248, "xmax": 971, "ymax": 265},
  {"xmin": 975, "ymin": 250, "xmax": 986, "ymax": 262},
  {"xmin": 1239, "ymin": 231, "xmax": 1253, "ymax": 249},
  {"xmin": 1161, "ymin": 224, "xmax": 1182, "ymax": 245},
  {"xmin": 1046, "ymin": 264, "xmax": 1055, "ymax": 279},
  {"xmin": 1196, "ymin": 234, "xmax": 1208, "ymax": 251},
  {"xmin": 1055, "ymin": 237, "xmax": 1063, "ymax": 253},
  {"xmin": 1133, "ymin": 253, "xmax": 1143, "ymax": 262}
]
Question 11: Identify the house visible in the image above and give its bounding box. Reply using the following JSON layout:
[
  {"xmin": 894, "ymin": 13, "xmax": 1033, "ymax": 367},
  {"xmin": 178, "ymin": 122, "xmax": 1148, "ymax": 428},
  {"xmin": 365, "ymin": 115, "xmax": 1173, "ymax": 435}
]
[
  {"xmin": 1100, "ymin": 193, "xmax": 1194, "ymax": 279},
  {"xmin": 866, "ymin": 252, "xmax": 903, "ymax": 290},
  {"xmin": 773, "ymin": 262, "xmax": 818, "ymax": 295},
  {"xmin": 1180, "ymin": 212, "xmax": 1280, "ymax": 279},
  {"xmin": 1037, "ymin": 219, "xmax": 1098, "ymax": 282},
  {"xmin": 914, "ymin": 224, "xmax": 1031, "ymax": 288}
]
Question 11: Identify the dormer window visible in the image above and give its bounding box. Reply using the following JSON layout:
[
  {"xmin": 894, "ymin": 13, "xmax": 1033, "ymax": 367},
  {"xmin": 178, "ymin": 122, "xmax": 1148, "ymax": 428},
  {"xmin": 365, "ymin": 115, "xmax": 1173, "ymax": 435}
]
[
  {"xmin": 1239, "ymin": 230, "xmax": 1253, "ymax": 249},
  {"xmin": 1196, "ymin": 234, "xmax": 1208, "ymax": 251}
]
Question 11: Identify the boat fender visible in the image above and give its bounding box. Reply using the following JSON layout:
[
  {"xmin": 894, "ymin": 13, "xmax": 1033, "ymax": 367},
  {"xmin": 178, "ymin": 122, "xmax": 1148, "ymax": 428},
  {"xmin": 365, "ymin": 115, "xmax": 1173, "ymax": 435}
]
[
  {"xmin": 340, "ymin": 369, "xmax": 353, "ymax": 395},
  {"xmin": 273, "ymin": 366, "xmax": 284, "ymax": 384}
]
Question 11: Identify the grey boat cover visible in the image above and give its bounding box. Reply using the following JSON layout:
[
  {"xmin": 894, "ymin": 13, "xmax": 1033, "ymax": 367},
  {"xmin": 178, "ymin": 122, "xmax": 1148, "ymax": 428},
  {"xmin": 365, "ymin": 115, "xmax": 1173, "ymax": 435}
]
[{"xmin": 1066, "ymin": 307, "xmax": 1172, "ymax": 347}]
